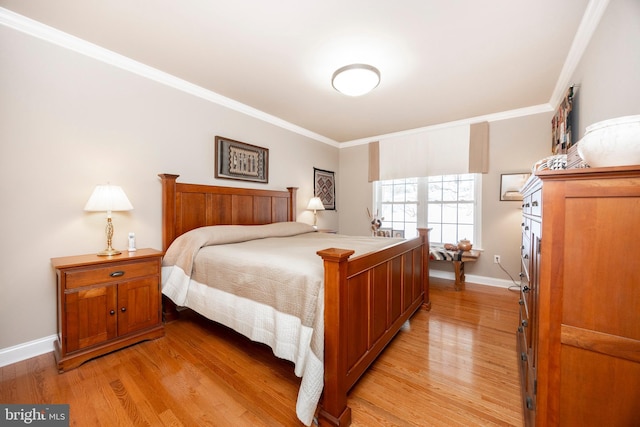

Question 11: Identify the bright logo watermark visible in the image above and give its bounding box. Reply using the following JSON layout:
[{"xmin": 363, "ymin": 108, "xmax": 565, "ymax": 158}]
[{"xmin": 1, "ymin": 405, "xmax": 69, "ymax": 426}]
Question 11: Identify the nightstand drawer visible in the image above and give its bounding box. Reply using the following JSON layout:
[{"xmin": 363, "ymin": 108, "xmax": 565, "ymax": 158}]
[{"xmin": 65, "ymin": 259, "xmax": 158, "ymax": 289}]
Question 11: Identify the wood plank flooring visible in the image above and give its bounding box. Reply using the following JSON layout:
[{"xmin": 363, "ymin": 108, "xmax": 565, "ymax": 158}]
[{"xmin": 1, "ymin": 278, "xmax": 523, "ymax": 426}]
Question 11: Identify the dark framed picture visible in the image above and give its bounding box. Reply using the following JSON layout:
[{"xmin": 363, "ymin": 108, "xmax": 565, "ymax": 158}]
[
  {"xmin": 313, "ymin": 167, "xmax": 335, "ymax": 210},
  {"xmin": 500, "ymin": 173, "xmax": 530, "ymax": 201},
  {"xmin": 551, "ymin": 86, "xmax": 575, "ymax": 154},
  {"xmin": 215, "ymin": 136, "xmax": 268, "ymax": 183}
]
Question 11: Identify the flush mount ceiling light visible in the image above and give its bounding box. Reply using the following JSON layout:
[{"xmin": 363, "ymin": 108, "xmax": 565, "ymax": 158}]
[{"xmin": 331, "ymin": 64, "xmax": 380, "ymax": 96}]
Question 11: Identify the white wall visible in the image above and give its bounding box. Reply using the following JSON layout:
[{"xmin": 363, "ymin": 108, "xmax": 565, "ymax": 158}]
[{"xmin": 0, "ymin": 26, "xmax": 338, "ymax": 353}]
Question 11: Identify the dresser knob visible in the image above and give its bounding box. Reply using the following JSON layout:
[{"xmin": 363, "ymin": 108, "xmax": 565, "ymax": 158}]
[
  {"xmin": 526, "ymin": 396, "xmax": 535, "ymax": 410},
  {"xmin": 121, "ymin": 307, "xmax": 127, "ymax": 312},
  {"xmin": 521, "ymin": 319, "xmax": 528, "ymax": 327},
  {"xmin": 109, "ymin": 310, "xmax": 115, "ymax": 315},
  {"xmin": 522, "ymin": 285, "xmax": 530, "ymax": 293},
  {"xmin": 110, "ymin": 270, "xmax": 125, "ymax": 278},
  {"xmin": 521, "ymin": 352, "xmax": 528, "ymax": 362}
]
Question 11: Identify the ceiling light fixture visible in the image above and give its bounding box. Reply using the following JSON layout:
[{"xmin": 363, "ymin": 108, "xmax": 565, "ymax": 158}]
[{"xmin": 331, "ymin": 64, "xmax": 380, "ymax": 97}]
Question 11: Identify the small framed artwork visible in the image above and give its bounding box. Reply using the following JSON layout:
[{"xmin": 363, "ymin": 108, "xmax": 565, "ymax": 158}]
[
  {"xmin": 376, "ymin": 228, "xmax": 392, "ymax": 237},
  {"xmin": 551, "ymin": 86, "xmax": 575, "ymax": 155},
  {"xmin": 313, "ymin": 167, "xmax": 335, "ymax": 210},
  {"xmin": 500, "ymin": 173, "xmax": 531, "ymax": 201},
  {"xmin": 215, "ymin": 136, "xmax": 268, "ymax": 183},
  {"xmin": 393, "ymin": 230, "xmax": 405, "ymax": 238}
]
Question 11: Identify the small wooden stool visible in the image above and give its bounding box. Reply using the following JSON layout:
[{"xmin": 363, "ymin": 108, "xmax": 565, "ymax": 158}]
[{"xmin": 430, "ymin": 247, "xmax": 480, "ymax": 291}]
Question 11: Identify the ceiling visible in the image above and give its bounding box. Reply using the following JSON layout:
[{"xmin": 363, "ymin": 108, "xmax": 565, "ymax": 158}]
[{"xmin": 1, "ymin": 0, "xmax": 595, "ymax": 144}]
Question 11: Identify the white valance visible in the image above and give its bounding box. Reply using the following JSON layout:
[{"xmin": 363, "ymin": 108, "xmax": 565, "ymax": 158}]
[{"xmin": 369, "ymin": 122, "xmax": 489, "ymax": 181}]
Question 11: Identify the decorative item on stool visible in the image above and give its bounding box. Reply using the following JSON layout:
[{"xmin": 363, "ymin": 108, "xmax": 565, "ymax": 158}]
[{"xmin": 457, "ymin": 239, "xmax": 472, "ymax": 251}]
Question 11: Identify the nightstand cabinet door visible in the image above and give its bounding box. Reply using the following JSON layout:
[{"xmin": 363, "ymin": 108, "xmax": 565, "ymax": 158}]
[
  {"xmin": 117, "ymin": 277, "xmax": 161, "ymax": 335},
  {"xmin": 65, "ymin": 284, "xmax": 117, "ymax": 353}
]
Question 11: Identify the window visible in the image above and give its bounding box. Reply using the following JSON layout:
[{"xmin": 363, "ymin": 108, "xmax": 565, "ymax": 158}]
[
  {"xmin": 375, "ymin": 178, "xmax": 419, "ymax": 238},
  {"xmin": 373, "ymin": 174, "xmax": 481, "ymax": 245}
]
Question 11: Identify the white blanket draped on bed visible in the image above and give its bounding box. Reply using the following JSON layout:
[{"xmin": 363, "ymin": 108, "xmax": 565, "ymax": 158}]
[{"xmin": 161, "ymin": 222, "xmax": 403, "ymax": 425}]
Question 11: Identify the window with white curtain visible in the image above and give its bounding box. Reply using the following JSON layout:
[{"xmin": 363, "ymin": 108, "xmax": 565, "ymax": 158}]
[{"xmin": 373, "ymin": 174, "xmax": 481, "ymax": 245}]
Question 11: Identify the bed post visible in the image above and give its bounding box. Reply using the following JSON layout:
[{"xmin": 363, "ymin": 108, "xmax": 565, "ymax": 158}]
[
  {"xmin": 158, "ymin": 173, "xmax": 180, "ymax": 322},
  {"xmin": 316, "ymin": 248, "xmax": 355, "ymax": 427},
  {"xmin": 286, "ymin": 187, "xmax": 297, "ymax": 221},
  {"xmin": 158, "ymin": 173, "xmax": 179, "ymax": 252},
  {"xmin": 418, "ymin": 228, "xmax": 431, "ymax": 311}
]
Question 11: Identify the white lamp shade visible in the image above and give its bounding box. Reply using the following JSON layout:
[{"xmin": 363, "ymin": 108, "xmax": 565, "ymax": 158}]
[
  {"xmin": 332, "ymin": 64, "xmax": 380, "ymax": 97},
  {"xmin": 84, "ymin": 184, "xmax": 133, "ymax": 213},
  {"xmin": 307, "ymin": 197, "xmax": 325, "ymax": 211}
]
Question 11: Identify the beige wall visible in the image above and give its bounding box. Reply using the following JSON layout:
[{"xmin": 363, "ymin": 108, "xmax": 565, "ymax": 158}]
[
  {"xmin": 473, "ymin": 114, "xmax": 551, "ymax": 280},
  {"xmin": 338, "ymin": 144, "xmax": 373, "ymax": 236},
  {"xmin": 569, "ymin": 0, "xmax": 640, "ymax": 138},
  {"xmin": 0, "ymin": 26, "xmax": 338, "ymax": 350}
]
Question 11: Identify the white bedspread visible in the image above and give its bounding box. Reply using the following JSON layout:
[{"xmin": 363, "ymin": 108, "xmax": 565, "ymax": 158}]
[{"xmin": 161, "ymin": 222, "xmax": 403, "ymax": 425}]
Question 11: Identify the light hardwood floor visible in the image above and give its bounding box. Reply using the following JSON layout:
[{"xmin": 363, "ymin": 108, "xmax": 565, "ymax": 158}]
[{"xmin": 1, "ymin": 278, "xmax": 523, "ymax": 426}]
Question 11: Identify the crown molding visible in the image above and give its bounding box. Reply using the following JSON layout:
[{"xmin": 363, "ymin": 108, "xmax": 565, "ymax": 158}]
[
  {"xmin": 0, "ymin": 7, "xmax": 338, "ymax": 147},
  {"xmin": 340, "ymin": 103, "xmax": 554, "ymax": 148},
  {"xmin": 1, "ymin": 2, "xmax": 606, "ymax": 149}
]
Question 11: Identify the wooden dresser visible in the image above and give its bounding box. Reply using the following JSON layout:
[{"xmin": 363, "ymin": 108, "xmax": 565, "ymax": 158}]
[
  {"xmin": 51, "ymin": 248, "xmax": 165, "ymax": 372},
  {"xmin": 518, "ymin": 166, "xmax": 640, "ymax": 426}
]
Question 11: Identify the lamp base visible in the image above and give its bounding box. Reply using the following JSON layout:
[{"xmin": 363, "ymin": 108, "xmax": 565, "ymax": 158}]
[{"xmin": 97, "ymin": 248, "xmax": 122, "ymax": 256}]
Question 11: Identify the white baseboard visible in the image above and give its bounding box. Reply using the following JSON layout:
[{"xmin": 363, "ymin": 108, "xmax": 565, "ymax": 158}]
[
  {"xmin": 0, "ymin": 335, "xmax": 56, "ymax": 368},
  {"xmin": 430, "ymin": 270, "xmax": 520, "ymax": 289}
]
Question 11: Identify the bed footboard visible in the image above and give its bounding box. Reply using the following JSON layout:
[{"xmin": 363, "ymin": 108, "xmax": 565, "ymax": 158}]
[{"xmin": 317, "ymin": 228, "xmax": 430, "ymax": 426}]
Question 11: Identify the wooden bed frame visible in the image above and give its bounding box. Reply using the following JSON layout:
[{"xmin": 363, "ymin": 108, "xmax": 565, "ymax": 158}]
[{"xmin": 159, "ymin": 173, "xmax": 431, "ymax": 426}]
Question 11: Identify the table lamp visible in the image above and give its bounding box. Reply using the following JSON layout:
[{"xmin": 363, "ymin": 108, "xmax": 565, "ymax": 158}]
[
  {"xmin": 84, "ymin": 184, "xmax": 133, "ymax": 256},
  {"xmin": 307, "ymin": 197, "xmax": 325, "ymax": 229}
]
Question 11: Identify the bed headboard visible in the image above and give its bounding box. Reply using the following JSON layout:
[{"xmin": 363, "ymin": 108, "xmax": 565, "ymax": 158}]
[{"xmin": 159, "ymin": 174, "xmax": 298, "ymax": 251}]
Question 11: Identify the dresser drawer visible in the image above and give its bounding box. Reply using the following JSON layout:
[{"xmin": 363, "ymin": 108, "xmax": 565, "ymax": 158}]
[
  {"xmin": 64, "ymin": 259, "xmax": 159, "ymax": 289},
  {"xmin": 522, "ymin": 193, "xmax": 532, "ymax": 214},
  {"xmin": 530, "ymin": 189, "xmax": 542, "ymax": 217}
]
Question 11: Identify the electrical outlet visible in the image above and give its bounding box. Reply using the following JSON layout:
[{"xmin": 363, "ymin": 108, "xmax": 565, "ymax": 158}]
[{"xmin": 494, "ymin": 255, "xmax": 501, "ymax": 264}]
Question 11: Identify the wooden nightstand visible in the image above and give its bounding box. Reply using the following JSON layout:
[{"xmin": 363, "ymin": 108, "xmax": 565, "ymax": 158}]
[{"xmin": 51, "ymin": 248, "xmax": 165, "ymax": 372}]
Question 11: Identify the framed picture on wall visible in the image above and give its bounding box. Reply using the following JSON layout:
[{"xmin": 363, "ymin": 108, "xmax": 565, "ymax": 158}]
[
  {"xmin": 313, "ymin": 167, "xmax": 335, "ymax": 210},
  {"xmin": 551, "ymin": 86, "xmax": 575, "ymax": 154},
  {"xmin": 215, "ymin": 136, "xmax": 268, "ymax": 183},
  {"xmin": 500, "ymin": 173, "xmax": 530, "ymax": 201}
]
